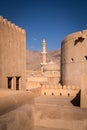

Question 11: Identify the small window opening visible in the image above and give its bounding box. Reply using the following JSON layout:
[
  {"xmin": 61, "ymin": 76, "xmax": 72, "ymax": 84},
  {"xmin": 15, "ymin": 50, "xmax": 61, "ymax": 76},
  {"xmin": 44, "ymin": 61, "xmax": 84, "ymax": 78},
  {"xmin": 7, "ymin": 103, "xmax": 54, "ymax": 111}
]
[
  {"xmin": 68, "ymin": 93, "xmax": 70, "ymax": 96},
  {"xmin": 74, "ymin": 37, "xmax": 85, "ymax": 45},
  {"xmin": 52, "ymin": 92, "xmax": 54, "ymax": 96},
  {"xmin": 60, "ymin": 92, "xmax": 62, "ymax": 96},
  {"xmin": 8, "ymin": 77, "xmax": 13, "ymax": 89},
  {"xmin": 44, "ymin": 92, "xmax": 46, "ymax": 95},
  {"xmin": 84, "ymin": 56, "xmax": 87, "ymax": 60},
  {"xmin": 16, "ymin": 77, "xmax": 20, "ymax": 90},
  {"xmin": 71, "ymin": 58, "xmax": 74, "ymax": 62}
]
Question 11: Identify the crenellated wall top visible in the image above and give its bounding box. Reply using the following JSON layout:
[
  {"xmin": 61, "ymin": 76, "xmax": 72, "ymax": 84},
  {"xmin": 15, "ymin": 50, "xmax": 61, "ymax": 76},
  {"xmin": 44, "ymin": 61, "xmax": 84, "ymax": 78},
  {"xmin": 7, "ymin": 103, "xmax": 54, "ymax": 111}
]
[
  {"xmin": 0, "ymin": 16, "xmax": 25, "ymax": 33},
  {"xmin": 62, "ymin": 30, "xmax": 87, "ymax": 45}
]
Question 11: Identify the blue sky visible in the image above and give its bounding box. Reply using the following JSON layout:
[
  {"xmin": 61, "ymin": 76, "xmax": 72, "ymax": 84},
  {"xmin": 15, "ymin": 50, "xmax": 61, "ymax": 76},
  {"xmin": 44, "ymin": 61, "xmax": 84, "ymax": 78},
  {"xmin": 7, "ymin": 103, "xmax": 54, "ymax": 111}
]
[{"xmin": 0, "ymin": 0, "xmax": 87, "ymax": 51}]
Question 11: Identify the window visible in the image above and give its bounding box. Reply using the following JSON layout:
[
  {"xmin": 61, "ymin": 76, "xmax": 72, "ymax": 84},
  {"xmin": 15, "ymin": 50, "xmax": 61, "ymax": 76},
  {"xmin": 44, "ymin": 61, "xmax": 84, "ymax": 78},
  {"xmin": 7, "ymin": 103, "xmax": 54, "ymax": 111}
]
[
  {"xmin": 60, "ymin": 92, "xmax": 62, "ymax": 96},
  {"xmin": 71, "ymin": 58, "xmax": 74, "ymax": 62},
  {"xmin": 16, "ymin": 77, "xmax": 20, "ymax": 90},
  {"xmin": 8, "ymin": 77, "xmax": 13, "ymax": 89},
  {"xmin": 68, "ymin": 93, "xmax": 70, "ymax": 96},
  {"xmin": 84, "ymin": 56, "xmax": 87, "ymax": 60},
  {"xmin": 74, "ymin": 37, "xmax": 85, "ymax": 45},
  {"xmin": 52, "ymin": 92, "xmax": 54, "ymax": 96},
  {"xmin": 44, "ymin": 92, "xmax": 46, "ymax": 95}
]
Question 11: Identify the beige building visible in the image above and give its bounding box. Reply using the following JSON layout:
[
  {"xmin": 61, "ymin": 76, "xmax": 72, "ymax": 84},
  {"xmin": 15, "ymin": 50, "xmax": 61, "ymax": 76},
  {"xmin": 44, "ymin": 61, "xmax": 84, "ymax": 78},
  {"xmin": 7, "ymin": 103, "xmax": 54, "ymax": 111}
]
[{"xmin": 0, "ymin": 16, "xmax": 26, "ymax": 90}]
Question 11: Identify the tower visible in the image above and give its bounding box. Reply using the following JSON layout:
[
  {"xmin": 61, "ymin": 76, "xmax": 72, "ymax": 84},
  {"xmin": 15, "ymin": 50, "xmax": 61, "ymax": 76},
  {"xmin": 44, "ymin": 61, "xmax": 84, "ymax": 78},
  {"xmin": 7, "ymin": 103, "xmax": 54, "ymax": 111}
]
[
  {"xmin": 0, "ymin": 16, "xmax": 26, "ymax": 90},
  {"xmin": 41, "ymin": 39, "xmax": 47, "ymax": 73}
]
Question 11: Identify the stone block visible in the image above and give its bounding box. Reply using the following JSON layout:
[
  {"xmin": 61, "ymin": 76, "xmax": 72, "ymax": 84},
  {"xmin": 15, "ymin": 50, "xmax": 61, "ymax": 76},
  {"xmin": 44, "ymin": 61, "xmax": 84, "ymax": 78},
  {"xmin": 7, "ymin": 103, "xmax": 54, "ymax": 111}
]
[
  {"xmin": 63, "ymin": 85, "xmax": 67, "ymax": 89},
  {"xmin": 67, "ymin": 85, "xmax": 71, "ymax": 89}
]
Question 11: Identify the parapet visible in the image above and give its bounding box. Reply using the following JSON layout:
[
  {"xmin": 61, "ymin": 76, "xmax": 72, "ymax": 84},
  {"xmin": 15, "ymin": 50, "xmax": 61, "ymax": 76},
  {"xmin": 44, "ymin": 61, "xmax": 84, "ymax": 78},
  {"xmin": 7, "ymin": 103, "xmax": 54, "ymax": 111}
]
[
  {"xmin": 41, "ymin": 84, "xmax": 80, "ymax": 90},
  {"xmin": 0, "ymin": 90, "xmax": 34, "ymax": 115},
  {"xmin": 0, "ymin": 16, "xmax": 26, "ymax": 33},
  {"xmin": 62, "ymin": 30, "xmax": 87, "ymax": 45}
]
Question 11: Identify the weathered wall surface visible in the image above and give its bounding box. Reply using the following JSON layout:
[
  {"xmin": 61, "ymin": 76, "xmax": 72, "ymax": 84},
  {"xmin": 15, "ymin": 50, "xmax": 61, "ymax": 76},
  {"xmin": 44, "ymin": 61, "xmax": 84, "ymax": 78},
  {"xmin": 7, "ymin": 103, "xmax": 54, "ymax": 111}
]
[
  {"xmin": 26, "ymin": 69, "xmax": 60, "ymax": 90},
  {"xmin": 81, "ymin": 75, "xmax": 87, "ymax": 108},
  {"xmin": 33, "ymin": 96, "xmax": 87, "ymax": 130},
  {"xmin": 41, "ymin": 84, "xmax": 79, "ymax": 97},
  {"xmin": 0, "ymin": 91, "xmax": 34, "ymax": 130},
  {"xmin": 0, "ymin": 104, "xmax": 33, "ymax": 130},
  {"xmin": 26, "ymin": 73, "xmax": 48, "ymax": 89},
  {"xmin": 61, "ymin": 30, "xmax": 87, "ymax": 87},
  {"xmin": 0, "ymin": 16, "xmax": 26, "ymax": 90}
]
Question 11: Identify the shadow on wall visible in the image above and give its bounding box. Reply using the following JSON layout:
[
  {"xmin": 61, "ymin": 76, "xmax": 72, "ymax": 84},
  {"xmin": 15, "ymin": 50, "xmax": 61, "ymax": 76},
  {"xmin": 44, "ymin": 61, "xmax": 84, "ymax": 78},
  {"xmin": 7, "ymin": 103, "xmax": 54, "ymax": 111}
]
[{"xmin": 71, "ymin": 90, "xmax": 81, "ymax": 107}]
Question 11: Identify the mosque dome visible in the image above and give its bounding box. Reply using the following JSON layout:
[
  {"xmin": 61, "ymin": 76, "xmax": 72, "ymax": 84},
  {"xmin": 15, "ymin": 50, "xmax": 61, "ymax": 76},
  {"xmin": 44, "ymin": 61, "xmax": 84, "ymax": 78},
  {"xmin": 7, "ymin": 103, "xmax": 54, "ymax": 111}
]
[{"xmin": 43, "ymin": 61, "xmax": 59, "ymax": 71}]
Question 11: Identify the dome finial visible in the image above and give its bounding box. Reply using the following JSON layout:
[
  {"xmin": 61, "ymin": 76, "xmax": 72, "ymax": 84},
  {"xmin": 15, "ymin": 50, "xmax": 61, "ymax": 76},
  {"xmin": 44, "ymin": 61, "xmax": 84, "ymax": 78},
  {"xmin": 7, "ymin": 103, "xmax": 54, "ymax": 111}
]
[{"xmin": 43, "ymin": 39, "xmax": 46, "ymax": 43}]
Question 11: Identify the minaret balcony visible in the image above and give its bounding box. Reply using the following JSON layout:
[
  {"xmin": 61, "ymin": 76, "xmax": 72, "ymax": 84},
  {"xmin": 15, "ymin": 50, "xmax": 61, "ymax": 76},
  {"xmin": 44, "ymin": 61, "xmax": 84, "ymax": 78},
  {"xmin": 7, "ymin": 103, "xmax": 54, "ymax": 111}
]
[
  {"xmin": 41, "ymin": 52, "xmax": 47, "ymax": 54},
  {"xmin": 40, "ymin": 62, "xmax": 47, "ymax": 66}
]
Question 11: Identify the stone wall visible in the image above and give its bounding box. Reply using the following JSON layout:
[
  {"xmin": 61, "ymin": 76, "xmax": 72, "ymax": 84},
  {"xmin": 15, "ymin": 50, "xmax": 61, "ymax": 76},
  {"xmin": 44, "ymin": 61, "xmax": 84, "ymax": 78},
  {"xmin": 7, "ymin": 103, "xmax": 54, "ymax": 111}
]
[
  {"xmin": 26, "ymin": 70, "xmax": 60, "ymax": 90},
  {"xmin": 26, "ymin": 70, "xmax": 41, "ymax": 77},
  {"xmin": 61, "ymin": 30, "xmax": 87, "ymax": 88},
  {"xmin": 26, "ymin": 76, "xmax": 48, "ymax": 89},
  {"xmin": 41, "ymin": 84, "xmax": 80, "ymax": 97},
  {"xmin": 26, "ymin": 78, "xmax": 80, "ymax": 97},
  {"xmin": 81, "ymin": 75, "xmax": 87, "ymax": 108},
  {"xmin": 0, "ymin": 16, "xmax": 26, "ymax": 90}
]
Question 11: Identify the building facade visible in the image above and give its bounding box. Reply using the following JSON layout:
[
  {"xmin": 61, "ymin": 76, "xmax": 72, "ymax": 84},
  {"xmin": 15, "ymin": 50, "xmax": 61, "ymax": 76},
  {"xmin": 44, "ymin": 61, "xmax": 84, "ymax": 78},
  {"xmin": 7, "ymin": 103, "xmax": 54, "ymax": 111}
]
[{"xmin": 0, "ymin": 16, "xmax": 26, "ymax": 90}]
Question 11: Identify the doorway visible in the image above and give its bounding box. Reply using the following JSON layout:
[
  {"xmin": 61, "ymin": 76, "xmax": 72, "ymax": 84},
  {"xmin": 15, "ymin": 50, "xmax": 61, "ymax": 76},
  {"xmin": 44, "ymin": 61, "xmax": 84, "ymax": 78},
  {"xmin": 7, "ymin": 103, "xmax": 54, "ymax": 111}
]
[
  {"xmin": 16, "ymin": 77, "xmax": 20, "ymax": 90},
  {"xmin": 8, "ymin": 77, "xmax": 13, "ymax": 89}
]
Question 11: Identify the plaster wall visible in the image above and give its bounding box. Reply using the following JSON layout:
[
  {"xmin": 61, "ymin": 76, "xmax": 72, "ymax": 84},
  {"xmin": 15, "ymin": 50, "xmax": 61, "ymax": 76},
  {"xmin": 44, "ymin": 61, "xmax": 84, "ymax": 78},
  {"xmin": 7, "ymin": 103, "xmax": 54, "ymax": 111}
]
[
  {"xmin": 41, "ymin": 84, "xmax": 79, "ymax": 97},
  {"xmin": 0, "ymin": 16, "xmax": 26, "ymax": 89},
  {"xmin": 61, "ymin": 30, "xmax": 87, "ymax": 87},
  {"xmin": 0, "ymin": 91, "xmax": 34, "ymax": 130},
  {"xmin": 81, "ymin": 75, "xmax": 87, "ymax": 108}
]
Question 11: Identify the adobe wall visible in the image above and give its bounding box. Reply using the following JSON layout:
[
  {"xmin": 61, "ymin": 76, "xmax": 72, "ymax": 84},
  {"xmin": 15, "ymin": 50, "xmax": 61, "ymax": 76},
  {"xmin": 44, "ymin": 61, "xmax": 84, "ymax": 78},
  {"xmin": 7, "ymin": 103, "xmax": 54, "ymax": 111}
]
[
  {"xmin": 0, "ymin": 16, "xmax": 26, "ymax": 90},
  {"xmin": 0, "ymin": 91, "xmax": 34, "ymax": 130},
  {"xmin": 26, "ymin": 76, "xmax": 60, "ymax": 90},
  {"xmin": 26, "ymin": 77, "xmax": 48, "ymax": 88},
  {"xmin": 26, "ymin": 70, "xmax": 41, "ymax": 77},
  {"xmin": 81, "ymin": 75, "xmax": 87, "ymax": 108},
  {"xmin": 41, "ymin": 84, "xmax": 80, "ymax": 97},
  {"xmin": 26, "ymin": 70, "xmax": 60, "ymax": 90},
  {"xmin": 61, "ymin": 30, "xmax": 87, "ymax": 87},
  {"xmin": 26, "ymin": 75, "xmax": 80, "ymax": 97},
  {"xmin": 0, "ymin": 87, "xmax": 43, "ymax": 130}
]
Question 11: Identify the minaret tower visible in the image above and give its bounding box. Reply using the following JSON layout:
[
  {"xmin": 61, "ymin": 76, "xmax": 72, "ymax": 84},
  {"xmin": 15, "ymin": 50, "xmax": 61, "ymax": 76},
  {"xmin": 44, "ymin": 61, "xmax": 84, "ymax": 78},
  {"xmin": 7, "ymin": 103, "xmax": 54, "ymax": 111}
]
[{"xmin": 41, "ymin": 39, "xmax": 47, "ymax": 72}]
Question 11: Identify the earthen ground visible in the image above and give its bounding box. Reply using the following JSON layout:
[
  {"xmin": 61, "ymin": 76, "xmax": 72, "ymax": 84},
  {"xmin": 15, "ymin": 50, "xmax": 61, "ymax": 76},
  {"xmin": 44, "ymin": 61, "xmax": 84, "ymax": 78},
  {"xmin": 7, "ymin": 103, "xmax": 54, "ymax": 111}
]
[{"xmin": 33, "ymin": 96, "xmax": 87, "ymax": 130}]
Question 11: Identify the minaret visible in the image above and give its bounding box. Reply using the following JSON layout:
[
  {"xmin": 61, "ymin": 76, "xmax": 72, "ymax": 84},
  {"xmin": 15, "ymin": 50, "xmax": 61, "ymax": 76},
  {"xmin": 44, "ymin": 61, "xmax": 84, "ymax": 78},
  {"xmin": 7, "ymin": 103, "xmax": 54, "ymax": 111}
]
[{"xmin": 41, "ymin": 39, "xmax": 47, "ymax": 73}]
